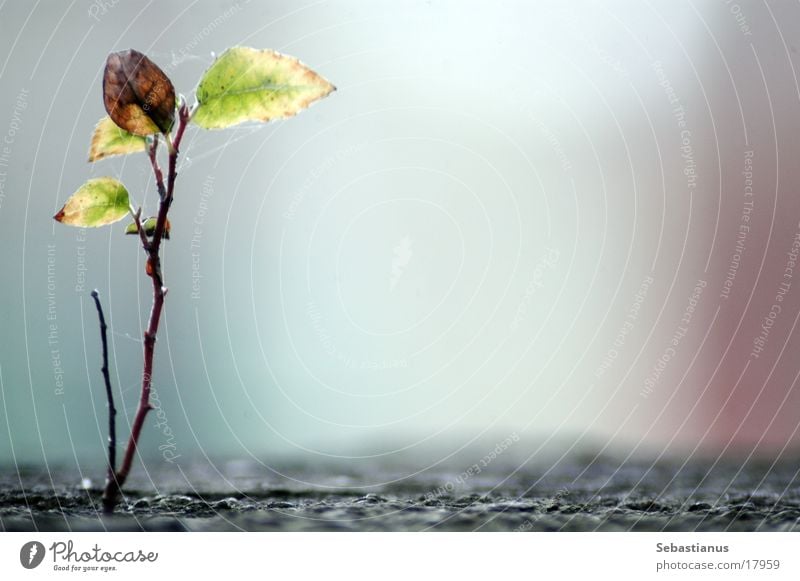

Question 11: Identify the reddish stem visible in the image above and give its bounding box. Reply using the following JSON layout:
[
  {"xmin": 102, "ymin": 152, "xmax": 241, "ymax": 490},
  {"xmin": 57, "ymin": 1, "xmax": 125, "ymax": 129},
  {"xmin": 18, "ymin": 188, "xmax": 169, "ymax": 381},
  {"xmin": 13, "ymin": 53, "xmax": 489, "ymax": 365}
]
[{"xmin": 102, "ymin": 102, "xmax": 191, "ymax": 511}]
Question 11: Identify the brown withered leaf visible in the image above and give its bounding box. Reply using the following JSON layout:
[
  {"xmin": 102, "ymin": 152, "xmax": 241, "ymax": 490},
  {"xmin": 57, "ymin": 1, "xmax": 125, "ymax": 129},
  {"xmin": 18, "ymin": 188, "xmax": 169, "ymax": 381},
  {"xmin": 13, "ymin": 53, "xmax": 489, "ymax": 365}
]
[{"xmin": 103, "ymin": 49, "xmax": 176, "ymax": 136}]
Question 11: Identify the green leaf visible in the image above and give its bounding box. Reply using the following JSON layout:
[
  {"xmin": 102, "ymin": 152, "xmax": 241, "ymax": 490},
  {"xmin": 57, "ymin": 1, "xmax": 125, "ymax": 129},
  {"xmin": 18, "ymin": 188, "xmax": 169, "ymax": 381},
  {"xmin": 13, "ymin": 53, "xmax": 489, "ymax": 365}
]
[
  {"xmin": 54, "ymin": 177, "xmax": 130, "ymax": 227},
  {"xmin": 88, "ymin": 116, "xmax": 147, "ymax": 162},
  {"xmin": 125, "ymin": 216, "xmax": 170, "ymax": 239},
  {"xmin": 193, "ymin": 46, "xmax": 335, "ymax": 130},
  {"xmin": 124, "ymin": 220, "xmax": 144, "ymax": 235}
]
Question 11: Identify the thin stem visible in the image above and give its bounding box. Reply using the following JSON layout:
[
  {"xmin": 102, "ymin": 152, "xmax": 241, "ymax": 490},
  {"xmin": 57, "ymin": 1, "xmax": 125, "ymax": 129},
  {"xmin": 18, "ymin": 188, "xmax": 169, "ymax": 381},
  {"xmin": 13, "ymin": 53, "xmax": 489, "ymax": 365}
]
[
  {"xmin": 148, "ymin": 136, "xmax": 167, "ymax": 201},
  {"xmin": 102, "ymin": 101, "xmax": 191, "ymax": 511},
  {"xmin": 90, "ymin": 290, "xmax": 117, "ymax": 514}
]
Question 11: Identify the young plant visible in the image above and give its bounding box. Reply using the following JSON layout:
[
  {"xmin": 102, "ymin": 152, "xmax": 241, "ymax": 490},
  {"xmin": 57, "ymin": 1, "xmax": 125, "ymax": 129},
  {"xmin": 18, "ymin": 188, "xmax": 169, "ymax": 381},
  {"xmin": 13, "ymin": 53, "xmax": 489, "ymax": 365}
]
[{"xmin": 54, "ymin": 47, "xmax": 335, "ymax": 513}]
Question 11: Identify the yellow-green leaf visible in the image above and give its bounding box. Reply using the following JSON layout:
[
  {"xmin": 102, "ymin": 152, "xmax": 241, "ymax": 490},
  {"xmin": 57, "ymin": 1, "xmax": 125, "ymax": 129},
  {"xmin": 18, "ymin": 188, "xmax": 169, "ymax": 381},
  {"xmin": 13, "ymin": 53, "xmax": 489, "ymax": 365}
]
[
  {"xmin": 54, "ymin": 177, "xmax": 130, "ymax": 228},
  {"xmin": 193, "ymin": 46, "xmax": 335, "ymax": 130},
  {"xmin": 88, "ymin": 116, "xmax": 147, "ymax": 162}
]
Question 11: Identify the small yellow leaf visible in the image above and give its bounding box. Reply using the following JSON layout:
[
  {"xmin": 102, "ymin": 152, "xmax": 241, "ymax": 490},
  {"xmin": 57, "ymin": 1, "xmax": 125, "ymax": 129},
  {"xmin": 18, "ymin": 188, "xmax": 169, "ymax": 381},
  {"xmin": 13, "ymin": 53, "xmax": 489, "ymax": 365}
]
[{"xmin": 88, "ymin": 116, "xmax": 147, "ymax": 162}]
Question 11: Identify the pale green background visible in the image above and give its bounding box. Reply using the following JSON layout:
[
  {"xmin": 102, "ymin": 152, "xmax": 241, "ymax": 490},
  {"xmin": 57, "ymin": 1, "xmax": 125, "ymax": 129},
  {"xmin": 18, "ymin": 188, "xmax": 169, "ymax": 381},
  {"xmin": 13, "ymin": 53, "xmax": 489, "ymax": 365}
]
[{"xmin": 1, "ymin": 1, "xmax": 799, "ymax": 477}]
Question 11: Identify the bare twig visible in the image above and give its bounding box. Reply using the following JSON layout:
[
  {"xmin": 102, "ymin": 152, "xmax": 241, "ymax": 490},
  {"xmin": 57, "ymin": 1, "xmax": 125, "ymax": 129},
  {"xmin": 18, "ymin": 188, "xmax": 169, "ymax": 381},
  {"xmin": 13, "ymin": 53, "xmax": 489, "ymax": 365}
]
[{"xmin": 90, "ymin": 290, "xmax": 118, "ymax": 514}]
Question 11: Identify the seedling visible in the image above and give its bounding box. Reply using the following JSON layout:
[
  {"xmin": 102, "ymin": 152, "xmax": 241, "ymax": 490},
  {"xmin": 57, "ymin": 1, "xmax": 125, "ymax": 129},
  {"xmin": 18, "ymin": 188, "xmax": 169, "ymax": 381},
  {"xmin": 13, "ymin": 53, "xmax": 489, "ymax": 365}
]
[{"xmin": 54, "ymin": 47, "xmax": 334, "ymax": 513}]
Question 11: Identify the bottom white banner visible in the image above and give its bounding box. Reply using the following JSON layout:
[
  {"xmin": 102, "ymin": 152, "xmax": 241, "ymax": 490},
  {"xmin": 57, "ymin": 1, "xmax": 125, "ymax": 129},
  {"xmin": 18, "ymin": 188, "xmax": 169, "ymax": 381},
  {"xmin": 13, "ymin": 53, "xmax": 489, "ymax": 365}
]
[{"xmin": 1, "ymin": 532, "xmax": 798, "ymax": 579}]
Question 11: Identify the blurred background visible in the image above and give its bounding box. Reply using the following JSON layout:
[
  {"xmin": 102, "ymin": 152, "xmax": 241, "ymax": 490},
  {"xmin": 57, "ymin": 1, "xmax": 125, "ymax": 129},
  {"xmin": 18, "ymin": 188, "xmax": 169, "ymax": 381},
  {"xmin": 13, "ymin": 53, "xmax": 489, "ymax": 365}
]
[{"xmin": 1, "ymin": 0, "xmax": 800, "ymax": 485}]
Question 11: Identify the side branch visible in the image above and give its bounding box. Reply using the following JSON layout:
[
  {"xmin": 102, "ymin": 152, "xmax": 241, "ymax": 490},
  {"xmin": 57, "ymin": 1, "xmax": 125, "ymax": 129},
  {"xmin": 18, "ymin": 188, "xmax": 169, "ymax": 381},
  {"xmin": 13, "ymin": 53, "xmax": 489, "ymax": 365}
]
[{"xmin": 90, "ymin": 290, "xmax": 118, "ymax": 514}]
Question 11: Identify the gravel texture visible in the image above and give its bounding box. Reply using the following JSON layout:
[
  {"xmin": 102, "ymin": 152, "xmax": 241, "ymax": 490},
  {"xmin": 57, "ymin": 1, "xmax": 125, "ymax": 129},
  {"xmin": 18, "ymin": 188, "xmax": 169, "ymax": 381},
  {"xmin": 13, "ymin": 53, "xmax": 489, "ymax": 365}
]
[{"xmin": 2, "ymin": 453, "xmax": 799, "ymax": 531}]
